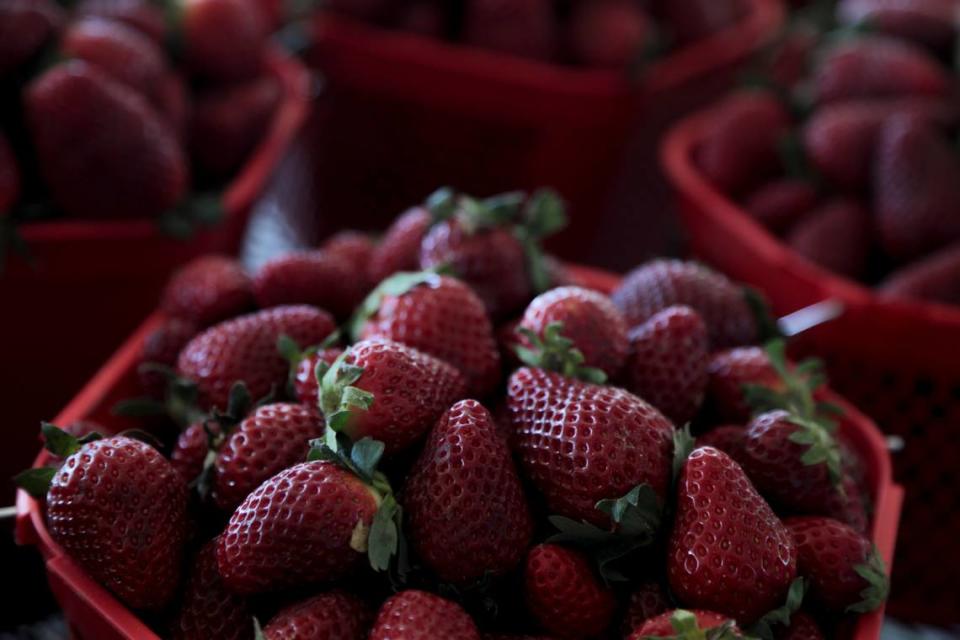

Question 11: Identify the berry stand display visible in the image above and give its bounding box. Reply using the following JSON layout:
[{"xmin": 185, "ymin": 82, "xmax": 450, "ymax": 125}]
[
  {"xmin": 662, "ymin": 103, "xmax": 959, "ymax": 625},
  {"xmin": 0, "ymin": 47, "xmax": 311, "ymax": 500},
  {"xmin": 303, "ymin": 0, "xmax": 784, "ymax": 262},
  {"xmin": 14, "ymin": 265, "xmax": 902, "ymax": 640}
]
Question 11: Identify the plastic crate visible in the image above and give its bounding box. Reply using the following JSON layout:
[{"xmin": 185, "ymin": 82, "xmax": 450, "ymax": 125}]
[
  {"xmin": 0, "ymin": 47, "xmax": 311, "ymax": 504},
  {"xmin": 661, "ymin": 100, "xmax": 959, "ymax": 625},
  {"xmin": 14, "ymin": 265, "xmax": 902, "ymax": 640},
  {"xmin": 303, "ymin": 0, "xmax": 784, "ymax": 261}
]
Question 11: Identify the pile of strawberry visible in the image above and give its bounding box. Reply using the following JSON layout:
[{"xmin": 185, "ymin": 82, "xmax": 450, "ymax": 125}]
[
  {"xmin": 694, "ymin": 0, "xmax": 960, "ymax": 306},
  {"xmin": 0, "ymin": 0, "xmax": 277, "ymax": 236},
  {"xmin": 321, "ymin": 0, "xmax": 748, "ymax": 69},
  {"xmin": 18, "ymin": 188, "xmax": 888, "ymax": 639}
]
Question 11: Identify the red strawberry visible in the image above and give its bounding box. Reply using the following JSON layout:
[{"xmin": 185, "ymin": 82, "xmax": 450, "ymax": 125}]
[
  {"xmin": 61, "ymin": 18, "xmax": 167, "ymax": 99},
  {"xmin": 668, "ymin": 447, "xmax": 797, "ymax": 623},
  {"xmin": 836, "ymin": 0, "xmax": 956, "ymax": 51},
  {"xmin": 356, "ymin": 273, "xmax": 501, "ymax": 396},
  {"xmin": 212, "ymin": 402, "xmax": 323, "ymax": 511},
  {"xmin": 138, "ymin": 318, "xmax": 198, "ymax": 398},
  {"xmin": 369, "ymin": 206, "xmax": 433, "ymax": 285},
  {"xmin": 405, "ymin": 399, "xmax": 533, "ymax": 584},
  {"xmin": 786, "ymin": 516, "xmax": 889, "ymax": 613},
  {"xmin": 177, "ymin": 305, "xmax": 336, "ymax": 410},
  {"xmin": 161, "ymin": 255, "xmax": 254, "ymax": 328},
  {"xmin": 462, "ymin": 0, "xmax": 558, "ymax": 61},
  {"xmin": 879, "ymin": 241, "xmax": 960, "ymax": 305},
  {"xmin": 292, "ymin": 347, "xmax": 344, "ymax": 406},
  {"xmin": 621, "ymin": 582, "xmax": 672, "ymax": 636},
  {"xmin": 253, "ymin": 250, "xmax": 365, "ymax": 319},
  {"xmin": 217, "ymin": 460, "xmax": 381, "ymax": 594},
  {"xmin": 568, "ymin": 0, "xmax": 654, "ymax": 68},
  {"xmin": 155, "ymin": 71, "xmax": 189, "ymax": 137},
  {"xmin": 695, "ymin": 425, "xmax": 746, "ymax": 460},
  {"xmin": 812, "ymin": 36, "xmax": 950, "ymax": 105},
  {"xmin": 319, "ymin": 339, "xmax": 467, "ymax": 454},
  {"xmin": 786, "ymin": 199, "xmax": 871, "ymax": 279},
  {"xmin": 76, "ymin": 0, "xmax": 166, "ymax": 43},
  {"xmin": 657, "ymin": 0, "xmax": 746, "ymax": 44},
  {"xmin": 24, "ymin": 61, "xmax": 187, "ymax": 219},
  {"xmin": 170, "ymin": 539, "xmax": 251, "ymax": 640},
  {"xmin": 263, "ymin": 590, "xmax": 372, "ymax": 640},
  {"xmin": 706, "ymin": 346, "xmax": 779, "ymax": 422},
  {"xmin": 369, "ymin": 590, "xmax": 481, "ymax": 640},
  {"xmin": 45, "ymin": 436, "xmax": 188, "ymax": 610},
  {"xmin": 874, "ymin": 114, "xmax": 960, "ymax": 261},
  {"xmin": 694, "ymin": 92, "xmax": 791, "ymax": 196},
  {"xmin": 625, "ymin": 305, "xmax": 708, "ymax": 425},
  {"xmin": 182, "ymin": 0, "xmax": 267, "ymax": 81},
  {"xmin": 0, "ymin": 131, "xmax": 21, "ymax": 213},
  {"xmin": 524, "ymin": 544, "xmax": 616, "ymax": 639},
  {"xmin": 629, "ymin": 609, "xmax": 741, "ymax": 639},
  {"xmin": 778, "ymin": 611, "xmax": 824, "ymax": 640},
  {"xmin": 611, "ymin": 259, "xmax": 758, "ymax": 349},
  {"xmin": 0, "ymin": 0, "xmax": 64, "ymax": 77},
  {"xmin": 801, "ymin": 98, "xmax": 955, "ymax": 191},
  {"xmin": 190, "ymin": 74, "xmax": 279, "ymax": 179},
  {"xmin": 824, "ymin": 474, "xmax": 869, "ymax": 534},
  {"xmin": 517, "ymin": 286, "xmax": 629, "ymax": 379},
  {"xmin": 742, "ymin": 179, "xmax": 819, "ymax": 235},
  {"xmin": 170, "ymin": 420, "xmax": 212, "ymax": 484},
  {"xmin": 507, "ymin": 367, "xmax": 674, "ymax": 526},
  {"xmin": 321, "ymin": 230, "xmax": 377, "ymax": 291}
]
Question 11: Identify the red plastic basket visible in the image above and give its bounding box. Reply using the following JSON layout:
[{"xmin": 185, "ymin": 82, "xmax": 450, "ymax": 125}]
[
  {"xmin": 303, "ymin": 1, "xmax": 784, "ymax": 260},
  {"xmin": 0, "ymin": 47, "xmax": 311, "ymax": 505},
  {"xmin": 661, "ymin": 100, "xmax": 959, "ymax": 625},
  {"xmin": 14, "ymin": 265, "xmax": 901, "ymax": 640}
]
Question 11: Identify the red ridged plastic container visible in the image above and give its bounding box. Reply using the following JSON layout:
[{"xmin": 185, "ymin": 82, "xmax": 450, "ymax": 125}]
[
  {"xmin": 0, "ymin": 48, "xmax": 311, "ymax": 505},
  {"xmin": 304, "ymin": 0, "xmax": 784, "ymax": 259},
  {"xmin": 15, "ymin": 265, "xmax": 902, "ymax": 640},
  {"xmin": 662, "ymin": 101, "xmax": 958, "ymax": 625}
]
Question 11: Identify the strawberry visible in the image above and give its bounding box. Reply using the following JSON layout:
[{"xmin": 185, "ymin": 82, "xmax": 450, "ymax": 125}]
[
  {"xmin": 517, "ymin": 286, "xmax": 629, "ymax": 379},
  {"xmin": 217, "ymin": 459, "xmax": 383, "ymax": 594},
  {"xmin": 24, "ymin": 433, "xmax": 188, "ymax": 610},
  {"xmin": 786, "ymin": 516, "xmax": 889, "ymax": 613},
  {"xmin": 507, "ymin": 366, "xmax": 674, "ymax": 526},
  {"xmin": 253, "ymin": 250, "xmax": 365, "ymax": 320},
  {"xmin": 824, "ymin": 474, "xmax": 869, "ymax": 534},
  {"xmin": 668, "ymin": 447, "xmax": 797, "ymax": 623},
  {"xmin": 355, "ymin": 272, "xmax": 501, "ymax": 396},
  {"xmin": 369, "ymin": 590, "xmax": 481, "ymax": 640},
  {"xmin": 291, "ymin": 346, "xmax": 344, "ymax": 406},
  {"xmin": 321, "ymin": 230, "xmax": 377, "ymax": 291},
  {"xmin": 212, "ymin": 402, "xmax": 323, "ymax": 511},
  {"xmin": 170, "ymin": 420, "xmax": 212, "ymax": 483},
  {"xmin": 0, "ymin": 131, "xmax": 21, "ymax": 213},
  {"xmin": 629, "ymin": 609, "xmax": 741, "ymax": 639},
  {"xmin": 738, "ymin": 410, "xmax": 846, "ymax": 516},
  {"xmin": 181, "ymin": 0, "xmax": 267, "ymax": 81},
  {"xmin": 695, "ymin": 425, "xmax": 746, "ymax": 460},
  {"xmin": 524, "ymin": 543, "xmax": 617, "ymax": 639},
  {"xmin": 879, "ymin": 241, "xmax": 960, "ymax": 305},
  {"xmin": 41, "ymin": 420, "xmax": 107, "ymax": 466},
  {"xmin": 263, "ymin": 590, "xmax": 372, "ymax": 640},
  {"xmin": 161, "ymin": 255, "xmax": 254, "ymax": 328},
  {"xmin": 462, "ymin": 0, "xmax": 558, "ymax": 61},
  {"xmin": 622, "ymin": 582, "xmax": 672, "ymax": 635},
  {"xmin": 801, "ymin": 98, "xmax": 955, "ymax": 191},
  {"xmin": 404, "ymin": 399, "xmax": 533, "ymax": 584},
  {"xmin": 705, "ymin": 346, "xmax": 779, "ymax": 422},
  {"xmin": 624, "ymin": 305, "xmax": 709, "ymax": 425},
  {"xmin": 874, "ymin": 114, "xmax": 960, "ymax": 261},
  {"xmin": 786, "ymin": 199, "xmax": 871, "ymax": 279},
  {"xmin": 170, "ymin": 539, "xmax": 251, "ymax": 640},
  {"xmin": 657, "ymin": 0, "xmax": 746, "ymax": 45},
  {"xmin": 778, "ymin": 611, "xmax": 824, "ymax": 640},
  {"xmin": 319, "ymin": 338, "xmax": 467, "ymax": 454},
  {"xmin": 24, "ymin": 61, "xmax": 187, "ymax": 220},
  {"xmin": 742, "ymin": 179, "xmax": 819, "ymax": 235},
  {"xmin": 61, "ymin": 18, "xmax": 167, "ymax": 99},
  {"xmin": 836, "ymin": 0, "xmax": 956, "ymax": 51},
  {"xmin": 0, "ymin": 0, "xmax": 64, "ymax": 77},
  {"xmin": 369, "ymin": 206, "xmax": 434, "ymax": 285},
  {"xmin": 138, "ymin": 318, "xmax": 198, "ymax": 398},
  {"xmin": 190, "ymin": 74, "xmax": 279, "ymax": 179},
  {"xmin": 611, "ymin": 259, "xmax": 758, "ymax": 349},
  {"xmin": 694, "ymin": 92, "xmax": 791, "ymax": 196},
  {"xmin": 812, "ymin": 36, "xmax": 950, "ymax": 105},
  {"xmin": 177, "ymin": 305, "xmax": 336, "ymax": 410},
  {"xmin": 156, "ymin": 71, "xmax": 189, "ymax": 137},
  {"xmin": 76, "ymin": 0, "xmax": 166, "ymax": 43},
  {"xmin": 568, "ymin": 0, "xmax": 654, "ymax": 68}
]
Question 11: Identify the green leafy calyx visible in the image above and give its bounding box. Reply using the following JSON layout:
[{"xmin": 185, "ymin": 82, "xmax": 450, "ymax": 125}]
[
  {"xmin": 318, "ymin": 351, "xmax": 375, "ymax": 451},
  {"xmin": 749, "ymin": 577, "xmax": 807, "ymax": 640},
  {"xmin": 643, "ymin": 610, "xmax": 744, "ymax": 640},
  {"xmin": 515, "ymin": 322, "xmax": 607, "ymax": 384},
  {"xmin": 847, "ymin": 546, "xmax": 889, "ymax": 614},
  {"xmin": 14, "ymin": 422, "xmax": 104, "ymax": 498}
]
